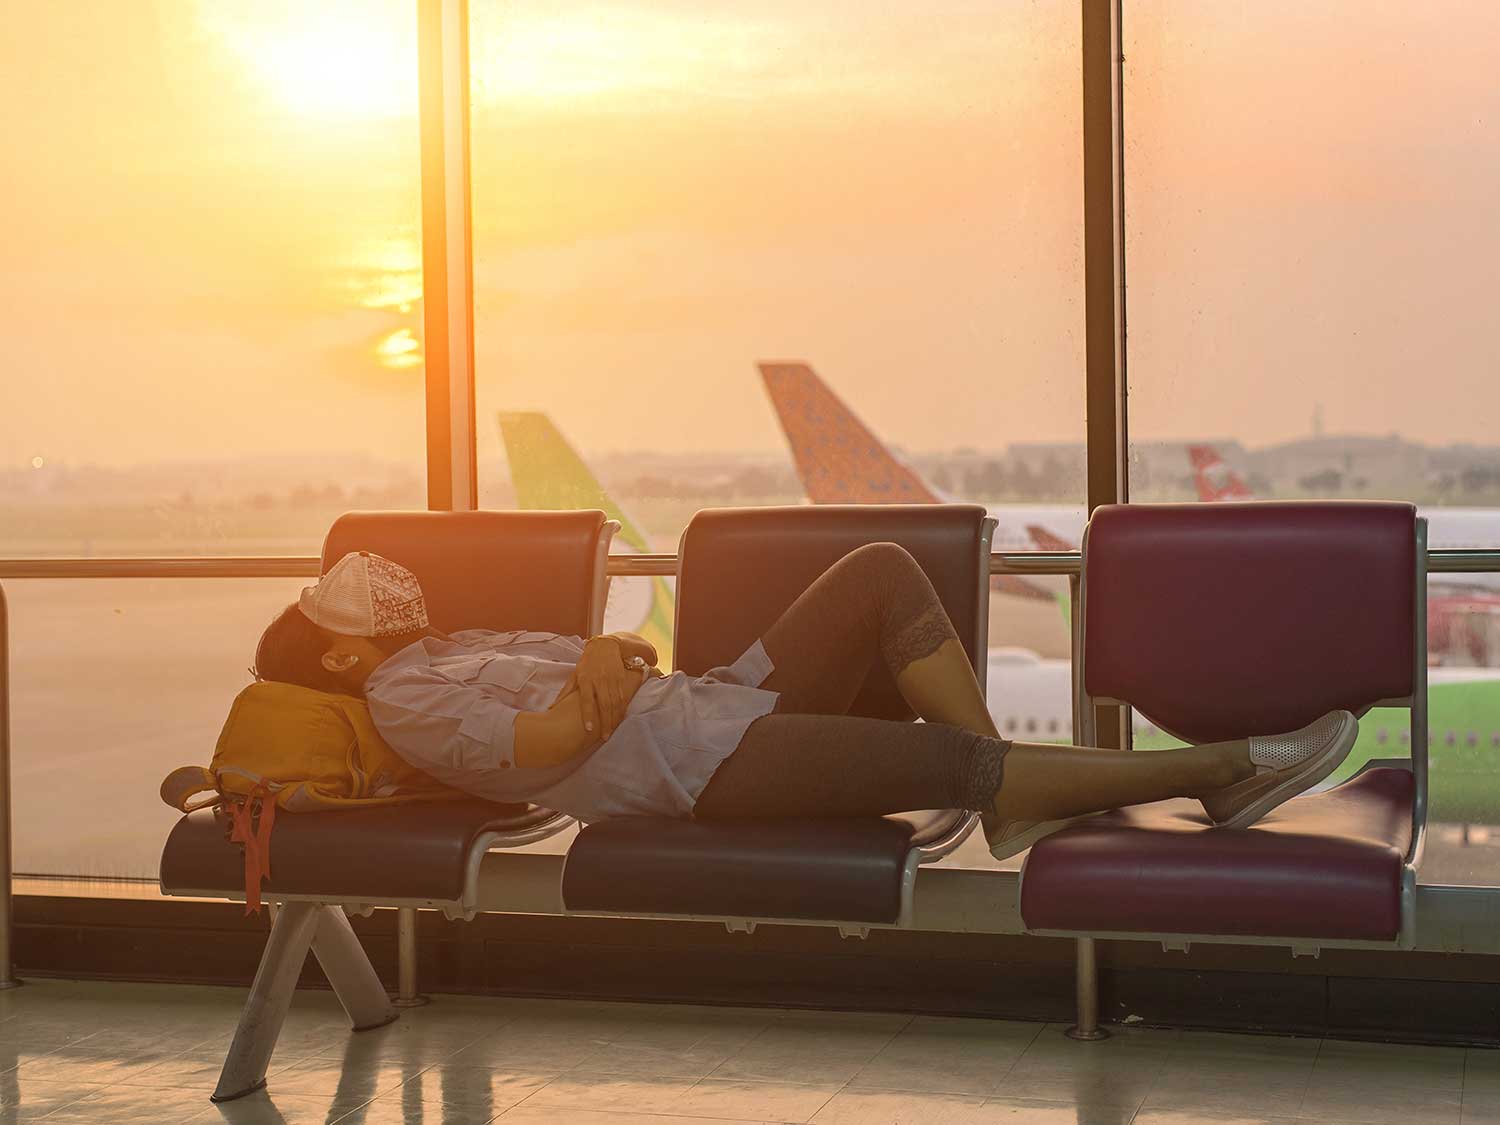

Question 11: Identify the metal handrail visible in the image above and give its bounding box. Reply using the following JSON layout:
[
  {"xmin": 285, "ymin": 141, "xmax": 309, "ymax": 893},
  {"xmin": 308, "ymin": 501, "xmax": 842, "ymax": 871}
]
[
  {"xmin": 1429, "ymin": 549, "xmax": 1500, "ymax": 574},
  {"xmin": 2, "ymin": 547, "xmax": 1498, "ymax": 579}
]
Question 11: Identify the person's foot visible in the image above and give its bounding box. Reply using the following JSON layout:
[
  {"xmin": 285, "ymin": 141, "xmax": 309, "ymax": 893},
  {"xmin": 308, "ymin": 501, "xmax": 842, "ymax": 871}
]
[
  {"xmin": 1200, "ymin": 710, "xmax": 1359, "ymax": 829},
  {"xmin": 983, "ymin": 809, "xmax": 1095, "ymax": 860}
]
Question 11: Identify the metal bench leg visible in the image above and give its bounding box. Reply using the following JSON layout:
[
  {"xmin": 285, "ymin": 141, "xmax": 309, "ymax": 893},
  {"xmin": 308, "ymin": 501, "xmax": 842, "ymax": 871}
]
[
  {"xmin": 392, "ymin": 906, "xmax": 429, "ymax": 1008},
  {"xmin": 212, "ymin": 901, "xmax": 320, "ymax": 1102},
  {"xmin": 1064, "ymin": 937, "xmax": 1110, "ymax": 1041},
  {"xmin": 311, "ymin": 906, "xmax": 398, "ymax": 1032}
]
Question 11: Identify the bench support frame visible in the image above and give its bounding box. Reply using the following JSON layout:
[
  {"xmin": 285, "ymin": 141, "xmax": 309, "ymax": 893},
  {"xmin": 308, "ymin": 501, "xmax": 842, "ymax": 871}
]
[
  {"xmin": 212, "ymin": 903, "xmax": 397, "ymax": 1103},
  {"xmin": 393, "ymin": 905, "xmax": 429, "ymax": 1007},
  {"xmin": 1064, "ymin": 936, "xmax": 1109, "ymax": 1041}
]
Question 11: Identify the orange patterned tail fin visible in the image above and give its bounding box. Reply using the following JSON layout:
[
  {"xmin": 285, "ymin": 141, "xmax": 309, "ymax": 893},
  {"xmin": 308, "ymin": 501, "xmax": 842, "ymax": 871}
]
[{"xmin": 758, "ymin": 362, "xmax": 943, "ymax": 504}]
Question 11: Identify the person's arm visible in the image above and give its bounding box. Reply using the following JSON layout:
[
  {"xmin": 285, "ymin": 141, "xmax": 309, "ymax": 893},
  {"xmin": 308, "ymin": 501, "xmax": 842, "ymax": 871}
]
[
  {"xmin": 555, "ymin": 634, "xmax": 658, "ymax": 738},
  {"xmin": 367, "ymin": 663, "xmax": 597, "ymax": 799}
]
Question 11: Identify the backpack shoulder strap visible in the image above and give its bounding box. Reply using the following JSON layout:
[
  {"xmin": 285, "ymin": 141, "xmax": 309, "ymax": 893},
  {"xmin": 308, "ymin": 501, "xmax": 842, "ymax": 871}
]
[{"xmin": 159, "ymin": 765, "xmax": 220, "ymax": 813}]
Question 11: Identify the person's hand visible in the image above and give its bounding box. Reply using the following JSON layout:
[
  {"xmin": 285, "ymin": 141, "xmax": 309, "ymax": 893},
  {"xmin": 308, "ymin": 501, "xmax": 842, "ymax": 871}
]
[{"xmin": 561, "ymin": 637, "xmax": 647, "ymax": 740}]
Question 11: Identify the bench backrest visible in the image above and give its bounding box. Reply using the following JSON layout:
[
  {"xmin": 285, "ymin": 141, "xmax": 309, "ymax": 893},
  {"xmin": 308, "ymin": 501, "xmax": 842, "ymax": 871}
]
[
  {"xmin": 322, "ymin": 510, "xmax": 613, "ymax": 638},
  {"xmin": 674, "ymin": 505, "xmax": 994, "ymax": 721},
  {"xmin": 1081, "ymin": 501, "xmax": 1421, "ymax": 744}
]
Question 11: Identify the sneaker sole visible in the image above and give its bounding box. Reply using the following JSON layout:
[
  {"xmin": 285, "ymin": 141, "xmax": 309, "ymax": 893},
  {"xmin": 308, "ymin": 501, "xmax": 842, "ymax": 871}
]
[
  {"xmin": 1216, "ymin": 712, "xmax": 1360, "ymax": 830},
  {"xmin": 987, "ymin": 815, "xmax": 1089, "ymax": 860}
]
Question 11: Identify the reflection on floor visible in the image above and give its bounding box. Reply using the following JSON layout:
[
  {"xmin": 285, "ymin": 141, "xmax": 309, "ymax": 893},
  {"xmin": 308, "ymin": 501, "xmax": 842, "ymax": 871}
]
[{"xmin": 0, "ymin": 978, "xmax": 1493, "ymax": 1123}]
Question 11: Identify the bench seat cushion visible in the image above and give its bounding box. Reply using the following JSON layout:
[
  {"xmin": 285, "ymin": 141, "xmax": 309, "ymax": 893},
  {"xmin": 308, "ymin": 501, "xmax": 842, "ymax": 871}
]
[
  {"xmin": 160, "ymin": 801, "xmax": 562, "ymax": 904},
  {"xmin": 1019, "ymin": 768, "xmax": 1414, "ymax": 941},
  {"xmin": 563, "ymin": 814, "xmax": 955, "ymax": 924}
]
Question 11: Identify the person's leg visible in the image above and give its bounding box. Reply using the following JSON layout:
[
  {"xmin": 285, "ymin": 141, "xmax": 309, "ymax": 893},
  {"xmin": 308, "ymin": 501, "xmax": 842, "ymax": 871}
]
[
  {"xmin": 694, "ymin": 713, "xmax": 1256, "ymax": 821},
  {"xmin": 695, "ymin": 715, "xmax": 998, "ymax": 819},
  {"xmin": 756, "ymin": 542, "xmax": 996, "ymax": 735},
  {"xmin": 993, "ymin": 741, "xmax": 1249, "ymax": 822}
]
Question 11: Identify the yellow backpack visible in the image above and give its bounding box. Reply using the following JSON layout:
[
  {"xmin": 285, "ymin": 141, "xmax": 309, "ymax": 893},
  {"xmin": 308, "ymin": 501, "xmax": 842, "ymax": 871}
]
[{"xmin": 160, "ymin": 680, "xmax": 465, "ymax": 911}]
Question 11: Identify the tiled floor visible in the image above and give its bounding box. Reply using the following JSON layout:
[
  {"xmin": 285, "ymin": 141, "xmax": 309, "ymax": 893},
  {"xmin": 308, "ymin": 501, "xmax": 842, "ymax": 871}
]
[{"xmin": 0, "ymin": 979, "xmax": 1492, "ymax": 1124}]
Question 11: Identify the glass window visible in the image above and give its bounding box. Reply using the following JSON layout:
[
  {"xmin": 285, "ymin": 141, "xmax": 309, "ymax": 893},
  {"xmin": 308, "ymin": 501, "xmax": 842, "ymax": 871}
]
[
  {"xmin": 469, "ymin": 1, "xmax": 1086, "ymax": 717},
  {"xmin": 1123, "ymin": 2, "xmax": 1500, "ymax": 884},
  {"xmin": 0, "ymin": 2, "xmax": 426, "ymax": 558},
  {"xmin": 8, "ymin": 578, "xmax": 308, "ymax": 882},
  {"xmin": 1124, "ymin": 2, "xmax": 1500, "ymax": 548}
]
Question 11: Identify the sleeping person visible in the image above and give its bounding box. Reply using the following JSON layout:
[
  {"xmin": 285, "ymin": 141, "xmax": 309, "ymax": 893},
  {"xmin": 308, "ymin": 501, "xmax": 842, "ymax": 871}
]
[{"xmin": 251, "ymin": 547, "xmax": 1359, "ymax": 858}]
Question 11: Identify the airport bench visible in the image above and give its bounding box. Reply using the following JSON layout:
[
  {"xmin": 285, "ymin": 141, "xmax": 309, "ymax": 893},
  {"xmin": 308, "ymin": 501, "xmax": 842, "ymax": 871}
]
[
  {"xmin": 1018, "ymin": 502, "xmax": 1428, "ymax": 1038},
  {"xmin": 159, "ymin": 504, "xmax": 993, "ymax": 1100}
]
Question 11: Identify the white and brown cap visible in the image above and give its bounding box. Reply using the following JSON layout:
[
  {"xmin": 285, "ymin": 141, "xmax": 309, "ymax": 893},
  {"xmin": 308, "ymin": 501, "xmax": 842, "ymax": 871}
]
[{"xmin": 297, "ymin": 551, "xmax": 429, "ymax": 638}]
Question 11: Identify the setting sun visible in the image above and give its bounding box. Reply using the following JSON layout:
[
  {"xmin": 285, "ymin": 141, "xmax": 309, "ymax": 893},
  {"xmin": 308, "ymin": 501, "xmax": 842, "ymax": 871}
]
[{"xmin": 196, "ymin": 1, "xmax": 416, "ymax": 120}]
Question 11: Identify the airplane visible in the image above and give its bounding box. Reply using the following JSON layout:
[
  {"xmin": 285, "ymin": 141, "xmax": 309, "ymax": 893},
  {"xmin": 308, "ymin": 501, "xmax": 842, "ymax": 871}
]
[{"xmin": 498, "ymin": 412, "xmax": 675, "ymax": 667}]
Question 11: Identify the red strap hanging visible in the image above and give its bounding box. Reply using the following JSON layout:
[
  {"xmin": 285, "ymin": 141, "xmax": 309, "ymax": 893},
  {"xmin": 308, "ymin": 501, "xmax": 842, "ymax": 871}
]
[{"xmin": 226, "ymin": 785, "xmax": 277, "ymax": 915}]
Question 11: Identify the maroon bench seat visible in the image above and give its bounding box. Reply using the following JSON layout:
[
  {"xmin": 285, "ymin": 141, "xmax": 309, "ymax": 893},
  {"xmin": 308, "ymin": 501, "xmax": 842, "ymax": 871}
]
[
  {"xmin": 1017, "ymin": 502, "xmax": 1427, "ymax": 1039},
  {"xmin": 1021, "ymin": 767, "xmax": 1414, "ymax": 942}
]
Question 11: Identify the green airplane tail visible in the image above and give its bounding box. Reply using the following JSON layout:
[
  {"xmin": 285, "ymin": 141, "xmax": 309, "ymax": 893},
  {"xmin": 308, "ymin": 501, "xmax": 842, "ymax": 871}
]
[{"xmin": 499, "ymin": 412, "xmax": 675, "ymax": 666}]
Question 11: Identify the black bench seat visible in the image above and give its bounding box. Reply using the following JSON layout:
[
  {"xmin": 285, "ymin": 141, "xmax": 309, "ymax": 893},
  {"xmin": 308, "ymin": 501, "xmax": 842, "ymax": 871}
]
[
  {"xmin": 161, "ymin": 801, "xmax": 565, "ymax": 911},
  {"xmin": 563, "ymin": 809, "xmax": 967, "ymax": 927}
]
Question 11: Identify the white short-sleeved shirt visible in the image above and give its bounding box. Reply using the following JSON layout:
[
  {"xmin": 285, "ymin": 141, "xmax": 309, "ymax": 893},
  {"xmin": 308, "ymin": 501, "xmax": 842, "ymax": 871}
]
[{"xmin": 364, "ymin": 629, "xmax": 778, "ymax": 822}]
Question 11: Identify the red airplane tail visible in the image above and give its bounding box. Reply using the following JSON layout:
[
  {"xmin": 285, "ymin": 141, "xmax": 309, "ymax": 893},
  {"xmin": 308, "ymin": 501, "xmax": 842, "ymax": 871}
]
[
  {"xmin": 1188, "ymin": 444, "xmax": 1254, "ymax": 502},
  {"xmin": 757, "ymin": 361, "xmax": 941, "ymax": 504},
  {"xmin": 759, "ymin": 361, "xmax": 1057, "ymax": 603}
]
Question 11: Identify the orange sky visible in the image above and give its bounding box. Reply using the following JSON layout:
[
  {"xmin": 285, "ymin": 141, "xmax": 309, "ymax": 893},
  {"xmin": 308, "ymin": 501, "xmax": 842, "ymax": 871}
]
[{"xmin": 2, "ymin": 1, "xmax": 1496, "ymax": 476}]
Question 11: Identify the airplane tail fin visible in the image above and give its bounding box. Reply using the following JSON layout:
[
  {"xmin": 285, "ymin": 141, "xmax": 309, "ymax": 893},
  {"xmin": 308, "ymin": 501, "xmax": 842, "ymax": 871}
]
[
  {"xmin": 499, "ymin": 412, "xmax": 651, "ymax": 551},
  {"xmin": 758, "ymin": 362, "xmax": 1058, "ymax": 605},
  {"xmin": 757, "ymin": 361, "xmax": 943, "ymax": 504},
  {"xmin": 498, "ymin": 412, "xmax": 674, "ymax": 661},
  {"xmin": 1188, "ymin": 444, "xmax": 1254, "ymax": 502}
]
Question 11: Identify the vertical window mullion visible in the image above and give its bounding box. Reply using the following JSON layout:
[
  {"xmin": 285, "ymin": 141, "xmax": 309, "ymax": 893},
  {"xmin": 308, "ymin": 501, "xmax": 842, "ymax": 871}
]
[
  {"xmin": 417, "ymin": 0, "xmax": 478, "ymax": 512},
  {"xmin": 1082, "ymin": 0, "xmax": 1129, "ymax": 748}
]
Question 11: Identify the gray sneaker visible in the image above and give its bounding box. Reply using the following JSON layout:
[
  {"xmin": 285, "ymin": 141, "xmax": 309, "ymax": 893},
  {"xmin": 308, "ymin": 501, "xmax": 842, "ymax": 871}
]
[
  {"xmin": 1200, "ymin": 710, "xmax": 1359, "ymax": 830},
  {"xmin": 983, "ymin": 810, "xmax": 1094, "ymax": 860}
]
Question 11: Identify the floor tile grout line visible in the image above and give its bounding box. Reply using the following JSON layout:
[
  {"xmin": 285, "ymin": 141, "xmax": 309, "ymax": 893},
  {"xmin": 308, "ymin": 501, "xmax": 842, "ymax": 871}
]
[
  {"xmin": 1291, "ymin": 1034, "xmax": 1328, "ymax": 1119},
  {"xmin": 1465, "ymin": 1041, "xmax": 1474, "ymax": 1107}
]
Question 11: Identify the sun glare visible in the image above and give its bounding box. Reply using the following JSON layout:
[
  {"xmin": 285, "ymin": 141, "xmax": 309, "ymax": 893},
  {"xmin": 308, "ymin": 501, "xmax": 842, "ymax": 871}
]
[
  {"xmin": 375, "ymin": 328, "xmax": 422, "ymax": 369},
  {"xmin": 346, "ymin": 236, "xmax": 424, "ymax": 311},
  {"xmin": 197, "ymin": 2, "xmax": 416, "ymax": 120}
]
